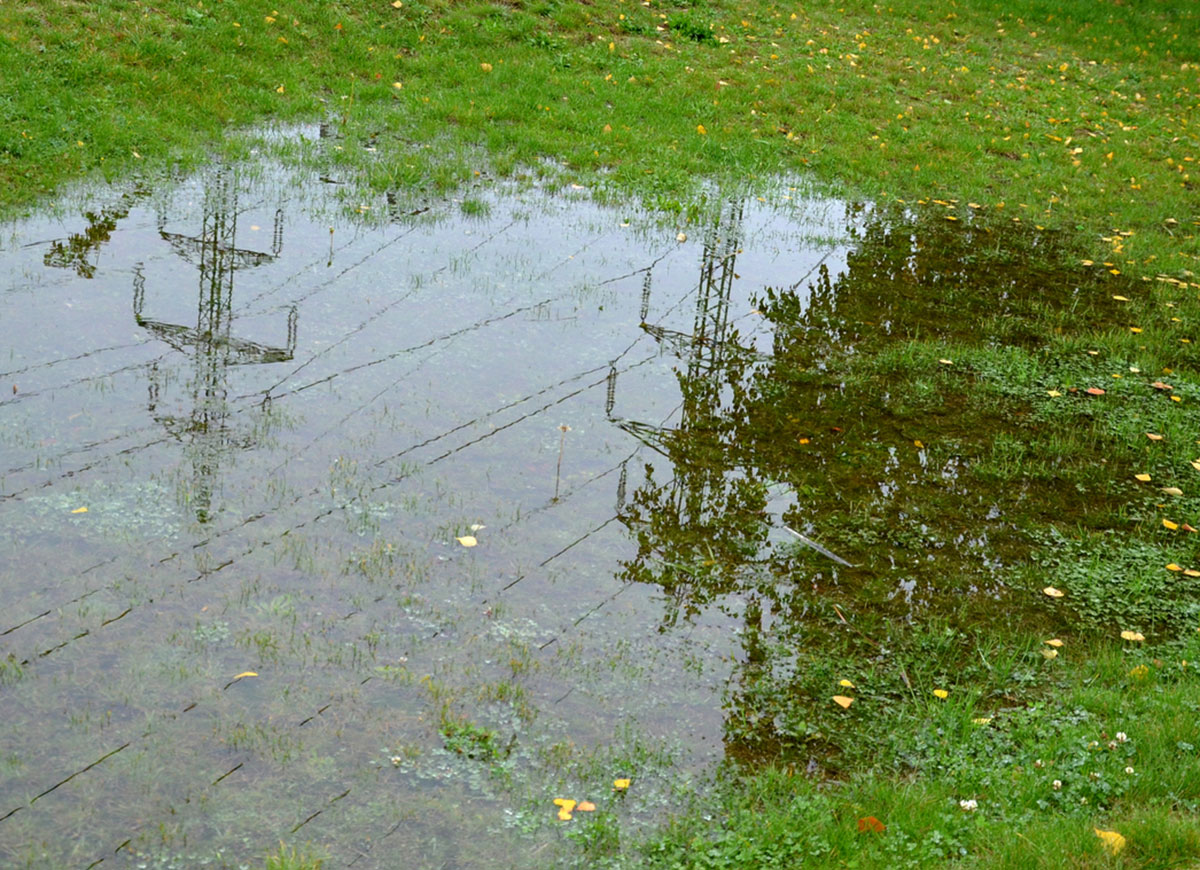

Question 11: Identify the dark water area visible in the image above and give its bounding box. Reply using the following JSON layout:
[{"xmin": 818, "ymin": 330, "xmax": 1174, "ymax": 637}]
[{"xmin": 0, "ymin": 155, "xmax": 1124, "ymax": 867}]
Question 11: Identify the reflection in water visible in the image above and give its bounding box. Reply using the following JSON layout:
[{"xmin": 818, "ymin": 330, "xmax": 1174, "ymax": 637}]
[{"xmin": 133, "ymin": 170, "xmax": 297, "ymax": 522}]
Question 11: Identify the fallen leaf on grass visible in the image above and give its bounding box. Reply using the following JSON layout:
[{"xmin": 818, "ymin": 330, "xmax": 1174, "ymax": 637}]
[
  {"xmin": 1162, "ymin": 487, "xmax": 1184, "ymax": 496},
  {"xmin": 857, "ymin": 816, "xmax": 886, "ymax": 833},
  {"xmin": 1043, "ymin": 586, "xmax": 1065, "ymax": 598},
  {"xmin": 1151, "ymin": 381, "xmax": 1174, "ymax": 391},
  {"xmin": 1135, "ymin": 473, "xmax": 1152, "ymax": 482},
  {"xmin": 1185, "ymin": 569, "xmax": 1200, "ymax": 578},
  {"xmin": 1164, "ymin": 519, "xmax": 1180, "ymax": 530},
  {"xmin": 1042, "ymin": 648, "xmax": 1059, "ymax": 659},
  {"xmin": 972, "ymin": 717, "xmax": 992, "ymax": 725},
  {"xmin": 480, "ymin": 62, "xmax": 493, "ymax": 72},
  {"xmin": 1113, "ymin": 295, "xmax": 1131, "ymax": 302},
  {"xmin": 1121, "ymin": 630, "xmax": 1146, "ymax": 642},
  {"xmin": 838, "ymin": 679, "xmax": 856, "ymax": 688},
  {"xmin": 1047, "ymin": 389, "xmax": 1062, "ymax": 397},
  {"xmin": 613, "ymin": 778, "xmax": 631, "ymax": 790},
  {"xmin": 1146, "ymin": 432, "xmax": 1164, "ymax": 441},
  {"xmin": 933, "ymin": 689, "xmax": 949, "ymax": 699},
  {"xmin": 833, "ymin": 695, "xmax": 855, "ymax": 708},
  {"xmin": 1046, "ymin": 638, "xmax": 1064, "ymax": 647},
  {"xmin": 1167, "ymin": 563, "xmax": 1183, "ymax": 572},
  {"xmin": 1085, "ymin": 387, "xmax": 1106, "ymax": 396},
  {"xmin": 938, "ymin": 358, "xmax": 953, "ymax": 365},
  {"xmin": 1094, "ymin": 829, "xmax": 1127, "ymax": 855}
]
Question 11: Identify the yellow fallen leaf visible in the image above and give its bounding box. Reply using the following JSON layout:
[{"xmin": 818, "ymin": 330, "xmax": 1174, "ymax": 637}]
[
  {"xmin": 557, "ymin": 808, "xmax": 573, "ymax": 821},
  {"xmin": 1167, "ymin": 563, "xmax": 1183, "ymax": 572},
  {"xmin": 1113, "ymin": 295, "xmax": 1131, "ymax": 302},
  {"xmin": 913, "ymin": 440, "xmax": 924, "ymax": 449},
  {"xmin": 1130, "ymin": 327, "xmax": 1142, "ymax": 333},
  {"xmin": 392, "ymin": 0, "xmax": 403, "ymax": 6},
  {"xmin": 392, "ymin": 81, "xmax": 403, "ymax": 89},
  {"xmin": 972, "ymin": 717, "xmax": 992, "ymax": 725},
  {"xmin": 1164, "ymin": 519, "xmax": 1180, "ymax": 530},
  {"xmin": 553, "ymin": 798, "xmax": 577, "ymax": 811},
  {"xmin": 233, "ymin": 671, "xmax": 258, "ymax": 679},
  {"xmin": 456, "ymin": 535, "xmax": 478, "ymax": 547},
  {"xmin": 933, "ymin": 689, "xmax": 949, "ymax": 699},
  {"xmin": 1172, "ymin": 395, "xmax": 1183, "ymax": 403},
  {"xmin": 1162, "ymin": 487, "xmax": 1184, "ymax": 496},
  {"xmin": 1047, "ymin": 390, "xmax": 1063, "ymax": 397},
  {"xmin": 613, "ymin": 778, "xmax": 631, "ymax": 790},
  {"xmin": 1135, "ymin": 473, "xmax": 1152, "ymax": 482},
  {"xmin": 71, "ymin": 506, "xmax": 88, "ymax": 514},
  {"xmin": 938, "ymin": 358, "xmax": 953, "ymax": 365},
  {"xmin": 1045, "ymin": 638, "xmax": 1064, "ymax": 647},
  {"xmin": 1191, "ymin": 460, "xmax": 1200, "ymax": 472},
  {"xmin": 480, "ymin": 62, "xmax": 493, "ymax": 72},
  {"xmin": 1094, "ymin": 829, "xmax": 1127, "ymax": 855},
  {"xmin": 1043, "ymin": 586, "xmax": 1065, "ymax": 598},
  {"xmin": 696, "ymin": 124, "xmax": 708, "ymax": 135},
  {"xmin": 576, "ymin": 800, "xmax": 597, "ymax": 812},
  {"xmin": 1146, "ymin": 432, "xmax": 1164, "ymax": 441},
  {"xmin": 276, "ymin": 85, "xmax": 285, "ymax": 93},
  {"xmin": 833, "ymin": 695, "xmax": 855, "ymax": 708},
  {"xmin": 1121, "ymin": 630, "xmax": 1145, "ymax": 642},
  {"xmin": 1185, "ymin": 569, "xmax": 1200, "ymax": 578},
  {"xmin": 839, "ymin": 679, "xmax": 856, "ymax": 688},
  {"xmin": 1042, "ymin": 648, "xmax": 1058, "ymax": 659}
]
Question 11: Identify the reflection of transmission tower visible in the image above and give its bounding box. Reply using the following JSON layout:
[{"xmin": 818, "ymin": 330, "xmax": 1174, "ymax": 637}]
[
  {"xmin": 607, "ymin": 199, "xmax": 748, "ymax": 517},
  {"xmin": 133, "ymin": 170, "xmax": 297, "ymax": 523}
]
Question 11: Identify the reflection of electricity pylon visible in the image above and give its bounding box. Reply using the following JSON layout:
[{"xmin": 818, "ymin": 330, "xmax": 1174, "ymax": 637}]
[
  {"xmin": 133, "ymin": 170, "xmax": 297, "ymax": 523},
  {"xmin": 608, "ymin": 199, "xmax": 748, "ymax": 514}
]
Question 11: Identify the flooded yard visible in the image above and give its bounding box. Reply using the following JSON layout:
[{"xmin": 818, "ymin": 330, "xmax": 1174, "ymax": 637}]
[{"xmin": 0, "ymin": 144, "xmax": 1134, "ymax": 868}]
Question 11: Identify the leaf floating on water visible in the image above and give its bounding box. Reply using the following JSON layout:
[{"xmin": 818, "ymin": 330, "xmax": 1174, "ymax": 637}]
[
  {"xmin": 838, "ymin": 679, "xmax": 856, "ymax": 688},
  {"xmin": 833, "ymin": 695, "xmax": 855, "ymax": 709},
  {"xmin": 1045, "ymin": 638, "xmax": 1064, "ymax": 647},
  {"xmin": 576, "ymin": 801, "xmax": 597, "ymax": 812},
  {"xmin": 233, "ymin": 671, "xmax": 259, "ymax": 679},
  {"xmin": 456, "ymin": 535, "xmax": 478, "ymax": 547},
  {"xmin": 932, "ymin": 689, "xmax": 949, "ymax": 699},
  {"xmin": 1120, "ymin": 630, "xmax": 1146, "ymax": 642},
  {"xmin": 1134, "ymin": 473, "xmax": 1152, "ymax": 482},
  {"xmin": 676, "ymin": 232, "xmax": 688, "ymax": 242},
  {"xmin": 857, "ymin": 816, "xmax": 886, "ymax": 834},
  {"xmin": 613, "ymin": 778, "xmax": 631, "ymax": 791},
  {"xmin": 70, "ymin": 506, "xmax": 88, "ymax": 514},
  {"xmin": 1094, "ymin": 829, "xmax": 1127, "ymax": 855},
  {"xmin": 1162, "ymin": 487, "xmax": 1184, "ymax": 496},
  {"xmin": 553, "ymin": 798, "xmax": 576, "ymax": 810},
  {"xmin": 1043, "ymin": 586, "xmax": 1065, "ymax": 598},
  {"xmin": 469, "ymin": 524, "xmax": 486, "ymax": 531}
]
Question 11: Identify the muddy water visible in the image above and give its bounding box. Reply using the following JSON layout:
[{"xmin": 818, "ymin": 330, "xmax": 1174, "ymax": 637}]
[{"xmin": 0, "ymin": 162, "xmax": 1117, "ymax": 867}]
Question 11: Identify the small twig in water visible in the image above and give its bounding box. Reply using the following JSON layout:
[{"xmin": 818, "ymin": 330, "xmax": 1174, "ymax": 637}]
[
  {"xmin": 553, "ymin": 424, "xmax": 571, "ymax": 500},
  {"xmin": 783, "ymin": 525, "xmax": 857, "ymax": 568}
]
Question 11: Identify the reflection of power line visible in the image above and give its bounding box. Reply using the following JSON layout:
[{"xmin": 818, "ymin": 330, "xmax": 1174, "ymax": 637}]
[{"xmin": 134, "ymin": 169, "xmax": 297, "ymax": 523}]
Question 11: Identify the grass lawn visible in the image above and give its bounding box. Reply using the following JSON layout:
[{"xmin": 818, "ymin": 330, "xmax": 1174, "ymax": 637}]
[{"xmin": 3, "ymin": 1, "xmax": 1200, "ymax": 867}]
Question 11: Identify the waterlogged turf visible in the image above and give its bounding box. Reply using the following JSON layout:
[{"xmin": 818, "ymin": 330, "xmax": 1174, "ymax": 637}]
[{"xmin": 0, "ymin": 148, "xmax": 1187, "ymax": 867}]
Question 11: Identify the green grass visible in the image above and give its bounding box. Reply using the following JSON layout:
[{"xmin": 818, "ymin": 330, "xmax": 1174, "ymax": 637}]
[{"xmin": 2, "ymin": 0, "xmax": 1198, "ymax": 276}]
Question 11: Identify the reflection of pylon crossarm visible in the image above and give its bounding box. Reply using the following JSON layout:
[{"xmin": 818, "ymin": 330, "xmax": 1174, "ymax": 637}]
[
  {"xmin": 616, "ymin": 459, "xmax": 628, "ymax": 514},
  {"xmin": 605, "ymin": 367, "xmax": 618, "ymax": 416},
  {"xmin": 639, "ymin": 271, "xmax": 652, "ymax": 322}
]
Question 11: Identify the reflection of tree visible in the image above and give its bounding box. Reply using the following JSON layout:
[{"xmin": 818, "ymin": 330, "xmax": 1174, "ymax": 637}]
[
  {"xmin": 133, "ymin": 170, "xmax": 296, "ymax": 523},
  {"xmin": 609, "ymin": 201, "xmax": 1079, "ymax": 758},
  {"xmin": 43, "ymin": 188, "xmax": 148, "ymax": 278}
]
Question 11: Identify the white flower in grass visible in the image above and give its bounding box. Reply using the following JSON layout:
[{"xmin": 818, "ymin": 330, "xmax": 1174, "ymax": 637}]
[
  {"xmin": 1052, "ymin": 780, "xmax": 1063, "ymax": 790},
  {"xmin": 1125, "ymin": 766, "xmax": 1135, "ymax": 775},
  {"xmin": 1115, "ymin": 732, "xmax": 1129, "ymax": 743},
  {"xmin": 959, "ymin": 799, "xmax": 978, "ymax": 812}
]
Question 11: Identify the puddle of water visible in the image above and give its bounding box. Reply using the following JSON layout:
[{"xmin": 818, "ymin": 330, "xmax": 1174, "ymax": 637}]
[{"xmin": 0, "ymin": 156, "xmax": 1125, "ymax": 867}]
